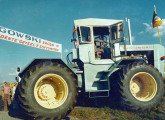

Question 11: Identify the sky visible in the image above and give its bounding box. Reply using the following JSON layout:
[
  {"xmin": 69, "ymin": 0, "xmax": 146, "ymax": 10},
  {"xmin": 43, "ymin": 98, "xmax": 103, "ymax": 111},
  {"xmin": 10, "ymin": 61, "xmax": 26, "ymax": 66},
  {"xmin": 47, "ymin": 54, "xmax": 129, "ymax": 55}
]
[{"xmin": 0, "ymin": 0, "xmax": 164, "ymax": 83}]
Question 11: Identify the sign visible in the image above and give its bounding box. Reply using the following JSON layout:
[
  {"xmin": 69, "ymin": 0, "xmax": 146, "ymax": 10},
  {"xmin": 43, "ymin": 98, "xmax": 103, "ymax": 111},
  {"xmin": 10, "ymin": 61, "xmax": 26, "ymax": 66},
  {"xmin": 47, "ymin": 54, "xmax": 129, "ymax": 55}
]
[
  {"xmin": 0, "ymin": 26, "xmax": 62, "ymax": 52},
  {"xmin": 120, "ymin": 45, "xmax": 153, "ymax": 51}
]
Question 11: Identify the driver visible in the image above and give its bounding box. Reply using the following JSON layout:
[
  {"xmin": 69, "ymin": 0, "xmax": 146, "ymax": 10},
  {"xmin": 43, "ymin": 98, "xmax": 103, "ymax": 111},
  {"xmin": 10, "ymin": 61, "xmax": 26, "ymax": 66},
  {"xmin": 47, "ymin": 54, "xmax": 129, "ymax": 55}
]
[{"xmin": 94, "ymin": 35, "xmax": 108, "ymax": 58}]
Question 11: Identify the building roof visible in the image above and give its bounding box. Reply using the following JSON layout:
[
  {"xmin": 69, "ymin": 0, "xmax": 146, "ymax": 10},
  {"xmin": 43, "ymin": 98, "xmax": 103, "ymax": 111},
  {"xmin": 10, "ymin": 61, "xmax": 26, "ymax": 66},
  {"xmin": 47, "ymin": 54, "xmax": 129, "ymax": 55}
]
[{"xmin": 74, "ymin": 18, "xmax": 123, "ymax": 27}]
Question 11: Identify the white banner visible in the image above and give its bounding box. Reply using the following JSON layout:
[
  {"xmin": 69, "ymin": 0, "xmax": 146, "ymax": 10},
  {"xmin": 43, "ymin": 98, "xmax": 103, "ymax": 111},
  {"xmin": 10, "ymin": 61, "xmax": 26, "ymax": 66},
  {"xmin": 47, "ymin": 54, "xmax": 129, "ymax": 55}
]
[{"xmin": 0, "ymin": 26, "xmax": 62, "ymax": 52}]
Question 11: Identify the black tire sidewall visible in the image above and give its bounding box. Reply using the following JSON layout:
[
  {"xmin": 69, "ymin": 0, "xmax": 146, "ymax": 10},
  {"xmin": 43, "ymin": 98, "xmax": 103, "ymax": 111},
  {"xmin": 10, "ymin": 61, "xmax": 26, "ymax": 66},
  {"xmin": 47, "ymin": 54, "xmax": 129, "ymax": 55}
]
[
  {"xmin": 122, "ymin": 64, "xmax": 164, "ymax": 109},
  {"xmin": 23, "ymin": 64, "xmax": 77, "ymax": 118}
]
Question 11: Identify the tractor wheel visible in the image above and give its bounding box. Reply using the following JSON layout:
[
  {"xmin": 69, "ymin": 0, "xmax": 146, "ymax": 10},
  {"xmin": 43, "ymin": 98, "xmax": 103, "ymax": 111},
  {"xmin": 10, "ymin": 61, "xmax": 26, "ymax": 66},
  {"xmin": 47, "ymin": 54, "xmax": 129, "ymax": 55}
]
[
  {"xmin": 17, "ymin": 62, "xmax": 78, "ymax": 120},
  {"xmin": 119, "ymin": 62, "xmax": 165, "ymax": 111}
]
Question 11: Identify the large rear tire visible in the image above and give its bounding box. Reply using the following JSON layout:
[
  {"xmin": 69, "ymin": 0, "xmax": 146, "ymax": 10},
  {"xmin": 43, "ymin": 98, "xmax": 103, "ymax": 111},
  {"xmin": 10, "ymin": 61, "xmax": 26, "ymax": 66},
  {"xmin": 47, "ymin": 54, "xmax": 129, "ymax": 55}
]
[
  {"xmin": 119, "ymin": 62, "xmax": 165, "ymax": 111},
  {"xmin": 17, "ymin": 62, "xmax": 78, "ymax": 120}
]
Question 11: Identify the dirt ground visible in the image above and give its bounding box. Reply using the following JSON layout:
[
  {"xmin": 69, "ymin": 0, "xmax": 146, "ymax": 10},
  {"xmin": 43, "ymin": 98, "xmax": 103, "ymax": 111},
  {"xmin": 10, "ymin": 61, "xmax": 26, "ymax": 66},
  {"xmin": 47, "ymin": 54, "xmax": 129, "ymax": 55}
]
[
  {"xmin": 0, "ymin": 95, "xmax": 165, "ymax": 120},
  {"xmin": 0, "ymin": 94, "xmax": 79, "ymax": 120},
  {"xmin": 68, "ymin": 97, "xmax": 165, "ymax": 120}
]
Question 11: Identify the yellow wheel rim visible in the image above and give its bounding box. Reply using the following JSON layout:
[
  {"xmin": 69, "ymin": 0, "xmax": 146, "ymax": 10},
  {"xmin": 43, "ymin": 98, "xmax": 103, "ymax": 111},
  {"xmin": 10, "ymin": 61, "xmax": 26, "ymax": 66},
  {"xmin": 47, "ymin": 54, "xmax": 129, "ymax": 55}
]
[
  {"xmin": 34, "ymin": 74, "xmax": 68, "ymax": 109},
  {"xmin": 130, "ymin": 72, "xmax": 157, "ymax": 102}
]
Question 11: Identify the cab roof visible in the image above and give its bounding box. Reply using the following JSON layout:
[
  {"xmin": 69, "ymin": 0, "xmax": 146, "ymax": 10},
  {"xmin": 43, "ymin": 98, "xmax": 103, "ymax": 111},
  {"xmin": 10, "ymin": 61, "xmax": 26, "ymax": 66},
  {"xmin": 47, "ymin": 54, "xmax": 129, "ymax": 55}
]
[{"xmin": 74, "ymin": 18, "xmax": 123, "ymax": 27}]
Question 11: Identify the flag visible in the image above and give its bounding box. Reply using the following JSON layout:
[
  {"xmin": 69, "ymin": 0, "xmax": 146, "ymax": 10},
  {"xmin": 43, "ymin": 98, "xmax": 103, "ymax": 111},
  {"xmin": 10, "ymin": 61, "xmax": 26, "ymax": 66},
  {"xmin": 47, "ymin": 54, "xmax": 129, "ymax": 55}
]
[{"xmin": 152, "ymin": 11, "xmax": 162, "ymax": 28}]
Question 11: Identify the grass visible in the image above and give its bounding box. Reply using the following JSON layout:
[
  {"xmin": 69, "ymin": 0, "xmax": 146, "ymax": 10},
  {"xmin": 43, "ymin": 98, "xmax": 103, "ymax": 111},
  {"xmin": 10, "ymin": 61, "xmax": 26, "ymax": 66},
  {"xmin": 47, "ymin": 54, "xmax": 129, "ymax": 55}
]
[{"xmin": 69, "ymin": 104, "xmax": 165, "ymax": 120}]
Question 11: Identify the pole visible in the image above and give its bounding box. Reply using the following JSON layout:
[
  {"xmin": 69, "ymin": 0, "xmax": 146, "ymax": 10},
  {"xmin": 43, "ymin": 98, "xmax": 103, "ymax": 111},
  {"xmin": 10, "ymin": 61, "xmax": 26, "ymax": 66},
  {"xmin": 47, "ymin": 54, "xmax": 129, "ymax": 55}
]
[
  {"xmin": 127, "ymin": 18, "xmax": 132, "ymax": 45},
  {"xmin": 154, "ymin": 5, "xmax": 156, "ymax": 13},
  {"xmin": 61, "ymin": 52, "xmax": 62, "ymax": 59},
  {"xmin": 125, "ymin": 18, "xmax": 132, "ymax": 45},
  {"xmin": 154, "ymin": 5, "xmax": 162, "ymax": 45},
  {"xmin": 157, "ymin": 26, "xmax": 162, "ymax": 45}
]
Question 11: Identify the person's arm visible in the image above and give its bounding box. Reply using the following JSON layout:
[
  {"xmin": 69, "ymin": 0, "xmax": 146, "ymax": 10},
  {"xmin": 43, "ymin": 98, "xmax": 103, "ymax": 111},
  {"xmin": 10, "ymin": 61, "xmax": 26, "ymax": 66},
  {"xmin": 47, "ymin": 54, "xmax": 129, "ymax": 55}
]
[
  {"xmin": 2, "ymin": 85, "xmax": 4, "ymax": 92},
  {"xmin": 2, "ymin": 85, "xmax": 4, "ymax": 96}
]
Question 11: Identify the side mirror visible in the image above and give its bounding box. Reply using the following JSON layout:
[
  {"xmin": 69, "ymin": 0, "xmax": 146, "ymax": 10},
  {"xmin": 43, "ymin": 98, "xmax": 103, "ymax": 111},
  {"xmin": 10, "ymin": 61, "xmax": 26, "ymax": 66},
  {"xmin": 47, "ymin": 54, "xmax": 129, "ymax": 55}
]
[
  {"xmin": 15, "ymin": 77, "xmax": 19, "ymax": 82},
  {"xmin": 17, "ymin": 67, "xmax": 21, "ymax": 72},
  {"xmin": 72, "ymin": 28, "xmax": 77, "ymax": 42},
  {"xmin": 71, "ymin": 39, "xmax": 77, "ymax": 42},
  {"xmin": 161, "ymin": 56, "xmax": 165, "ymax": 61}
]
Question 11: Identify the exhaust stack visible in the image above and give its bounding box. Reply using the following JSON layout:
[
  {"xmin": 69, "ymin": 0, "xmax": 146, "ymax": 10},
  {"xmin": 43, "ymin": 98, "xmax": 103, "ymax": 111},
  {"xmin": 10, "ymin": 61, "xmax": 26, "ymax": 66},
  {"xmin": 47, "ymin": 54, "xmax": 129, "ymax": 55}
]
[{"xmin": 126, "ymin": 18, "xmax": 132, "ymax": 45}]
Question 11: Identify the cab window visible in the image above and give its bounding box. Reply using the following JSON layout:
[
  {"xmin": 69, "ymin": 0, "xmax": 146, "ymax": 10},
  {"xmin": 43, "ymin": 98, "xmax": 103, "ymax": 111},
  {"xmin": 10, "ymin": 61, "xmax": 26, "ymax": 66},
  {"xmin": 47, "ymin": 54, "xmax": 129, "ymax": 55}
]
[
  {"xmin": 80, "ymin": 26, "xmax": 91, "ymax": 42},
  {"xmin": 119, "ymin": 24, "xmax": 124, "ymax": 38},
  {"xmin": 93, "ymin": 27, "xmax": 111, "ymax": 59},
  {"xmin": 111, "ymin": 26, "xmax": 117, "ymax": 40}
]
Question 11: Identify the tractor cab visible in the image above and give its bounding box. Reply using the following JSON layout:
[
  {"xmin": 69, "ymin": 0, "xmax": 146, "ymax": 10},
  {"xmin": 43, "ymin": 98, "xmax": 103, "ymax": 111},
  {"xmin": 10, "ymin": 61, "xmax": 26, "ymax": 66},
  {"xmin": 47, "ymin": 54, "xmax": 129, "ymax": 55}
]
[{"xmin": 72, "ymin": 18, "xmax": 126, "ymax": 64}]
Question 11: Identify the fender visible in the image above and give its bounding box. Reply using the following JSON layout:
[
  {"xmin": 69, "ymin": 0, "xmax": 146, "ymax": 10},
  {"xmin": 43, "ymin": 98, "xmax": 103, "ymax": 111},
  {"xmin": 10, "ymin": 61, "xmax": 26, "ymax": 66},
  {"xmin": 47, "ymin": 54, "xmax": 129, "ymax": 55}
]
[
  {"xmin": 106, "ymin": 58, "xmax": 146, "ymax": 78},
  {"xmin": 19, "ymin": 59, "xmax": 77, "ymax": 78}
]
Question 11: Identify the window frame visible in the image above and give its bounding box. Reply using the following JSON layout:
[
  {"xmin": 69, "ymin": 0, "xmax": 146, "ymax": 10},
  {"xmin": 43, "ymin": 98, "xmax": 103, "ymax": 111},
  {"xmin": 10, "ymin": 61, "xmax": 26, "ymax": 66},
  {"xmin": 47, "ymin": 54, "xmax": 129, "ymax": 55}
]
[{"xmin": 79, "ymin": 26, "xmax": 92, "ymax": 44}]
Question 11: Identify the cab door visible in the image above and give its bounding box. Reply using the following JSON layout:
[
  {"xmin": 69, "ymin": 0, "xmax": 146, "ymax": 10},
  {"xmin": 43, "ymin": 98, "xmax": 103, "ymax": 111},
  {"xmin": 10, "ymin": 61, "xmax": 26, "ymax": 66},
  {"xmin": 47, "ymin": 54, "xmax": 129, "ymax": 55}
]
[
  {"xmin": 75, "ymin": 26, "xmax": 93, "ymax": 63},
  {"xmin": 110, "ymin": 23, "xmax": 127, "ymax": 59}
]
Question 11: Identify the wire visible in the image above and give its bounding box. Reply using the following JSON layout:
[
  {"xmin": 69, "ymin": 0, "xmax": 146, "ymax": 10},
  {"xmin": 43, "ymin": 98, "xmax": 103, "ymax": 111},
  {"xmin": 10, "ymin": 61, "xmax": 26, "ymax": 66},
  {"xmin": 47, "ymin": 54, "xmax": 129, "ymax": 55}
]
[{"xmin": 66, "ymin": 52, "xmax": 73, "ymax": 64}]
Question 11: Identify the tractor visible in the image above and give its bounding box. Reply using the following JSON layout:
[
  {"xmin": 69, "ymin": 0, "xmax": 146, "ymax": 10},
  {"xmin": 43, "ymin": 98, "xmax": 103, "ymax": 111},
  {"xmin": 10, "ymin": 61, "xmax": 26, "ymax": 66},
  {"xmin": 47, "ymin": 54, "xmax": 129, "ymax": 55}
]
[{"xmin": 16, "ymin": 18, "xmax": 165, "ymax": 120}]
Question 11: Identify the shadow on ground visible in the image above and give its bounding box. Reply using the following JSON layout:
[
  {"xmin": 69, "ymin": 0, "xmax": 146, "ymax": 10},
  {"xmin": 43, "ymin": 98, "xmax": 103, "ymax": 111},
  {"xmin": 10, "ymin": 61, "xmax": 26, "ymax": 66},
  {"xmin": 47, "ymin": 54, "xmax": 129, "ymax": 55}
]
[
  {"xmin": 76, "ymin": 92, "xmax": 123, "ymax": 110},
  {"xmin": 0, "ymin": 95, "xmax": 29, "ymax": 120},
  {"xmin": 73, "ymin": 94, "xmax": 165, "ymax": 120},
  {"xmin": 0, "ymin": 93, "xmax": 165, "ymax": 120},
  {"xmin": 0, "ymin": 94, "xmax": 78, "ymax": 120},
  {"xmin": 8, "ymin": 108, "xmax": 31, "ymax": 120}
]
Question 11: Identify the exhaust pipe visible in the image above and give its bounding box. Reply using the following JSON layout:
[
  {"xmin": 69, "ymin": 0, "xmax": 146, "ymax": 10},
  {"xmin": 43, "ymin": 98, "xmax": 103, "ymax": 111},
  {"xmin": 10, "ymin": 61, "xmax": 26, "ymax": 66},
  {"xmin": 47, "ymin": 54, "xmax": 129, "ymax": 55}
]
[{"xmin": 126, "ymin": 18, "xmax": 132, "ymax": 45}]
